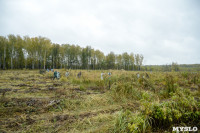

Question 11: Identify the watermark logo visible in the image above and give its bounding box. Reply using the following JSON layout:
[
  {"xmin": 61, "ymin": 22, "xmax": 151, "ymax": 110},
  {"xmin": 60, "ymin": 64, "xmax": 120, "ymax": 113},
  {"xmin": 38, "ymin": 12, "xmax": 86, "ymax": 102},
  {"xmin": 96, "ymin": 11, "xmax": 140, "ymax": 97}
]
[{"xmin": 173, "ymin": 127, "xmax": 198, "ymax": 132}]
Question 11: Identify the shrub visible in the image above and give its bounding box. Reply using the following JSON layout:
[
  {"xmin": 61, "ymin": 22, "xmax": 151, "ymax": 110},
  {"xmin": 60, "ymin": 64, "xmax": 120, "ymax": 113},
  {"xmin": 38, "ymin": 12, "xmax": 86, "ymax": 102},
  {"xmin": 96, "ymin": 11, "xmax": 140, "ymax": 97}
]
[
  {"xmin": 164, "ymin": 74, "xmax": 177, "ymax": 96},
  {"xmin": 79, "ymin": 85, "xmax": 86, "ymax": 91},
  {"xmin": 149, "ymin": 93, "xmax": 200, "ymax": 130},
  {"xmin": 114, "ymin": 110, "xmax": 152, "ymax": 133},
  {"xmin": 60, "ymin": 77, "xmax": 68, "ymax": 83},
  {"xmin": 95, "ymin": 80, "xmax": 106, "ymax": 89},
  {"xmin": 82, "ymin": 78, "xmax": 91, "ymax": 84},
  {"xmin": 114, "ymin": 110, "xmax": 131, "ymax": 133},
  {"xmin": 114, "ymin": 86, "xmax": 200, "ymax": 132},
  {"xmin": 110, "ymin": 82, "xmax": 140, "ymax": 101},
  {"xmin": 72, "ymin": 78, "xmax": 81, "ymax": 84}
]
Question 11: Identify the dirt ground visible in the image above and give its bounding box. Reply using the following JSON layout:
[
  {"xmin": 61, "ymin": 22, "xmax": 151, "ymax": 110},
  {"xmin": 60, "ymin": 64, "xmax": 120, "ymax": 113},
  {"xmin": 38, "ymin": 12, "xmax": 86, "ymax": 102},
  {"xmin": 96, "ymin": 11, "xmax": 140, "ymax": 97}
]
[{"xmin": 0, "ymin": 70, "xmax": 137, "ymax": 133}]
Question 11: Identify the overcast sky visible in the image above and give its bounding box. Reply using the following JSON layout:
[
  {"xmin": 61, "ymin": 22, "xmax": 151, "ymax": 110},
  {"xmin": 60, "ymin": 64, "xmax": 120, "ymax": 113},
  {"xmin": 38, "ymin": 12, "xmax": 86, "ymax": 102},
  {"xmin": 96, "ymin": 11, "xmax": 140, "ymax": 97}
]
[{"xmin": 0, "ymin": 0, "xmax": 200, "ymax": 65}]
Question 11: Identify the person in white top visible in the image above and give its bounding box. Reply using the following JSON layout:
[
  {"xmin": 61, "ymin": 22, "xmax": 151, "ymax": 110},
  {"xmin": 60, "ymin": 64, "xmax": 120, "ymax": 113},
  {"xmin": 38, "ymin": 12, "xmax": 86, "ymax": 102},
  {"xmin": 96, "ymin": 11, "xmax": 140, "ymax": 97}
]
[
  {"xmin": 101, "ymin": 73, "xmax": 104, "ymax": 80},
  {"xmin": 65, "ymin": 71, "xmax": 70, "ymax": 77}
]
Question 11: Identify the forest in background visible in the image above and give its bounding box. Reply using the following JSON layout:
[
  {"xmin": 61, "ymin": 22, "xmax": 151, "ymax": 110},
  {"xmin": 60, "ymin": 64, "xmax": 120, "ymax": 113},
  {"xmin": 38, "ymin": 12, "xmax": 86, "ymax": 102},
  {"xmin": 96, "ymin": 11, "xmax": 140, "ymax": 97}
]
[
  {"xmin": 1, "ymin": 34, "xmax": 199, "ymax": 72},
  {"xmin": 145, "ymin": 64, "xmax": 200, "ymax": 72},
  {"xmin": 0, "ymin": 34, "xmax": 144, "ymax": 70}
]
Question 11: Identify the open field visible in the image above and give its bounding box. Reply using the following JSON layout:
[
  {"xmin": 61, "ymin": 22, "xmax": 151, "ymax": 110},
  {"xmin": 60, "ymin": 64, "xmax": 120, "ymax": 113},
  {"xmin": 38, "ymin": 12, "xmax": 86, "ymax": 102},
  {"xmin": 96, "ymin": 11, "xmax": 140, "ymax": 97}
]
[{"xmin": 0, "ymin": 70, "xmax": 199, "ymax": 133}]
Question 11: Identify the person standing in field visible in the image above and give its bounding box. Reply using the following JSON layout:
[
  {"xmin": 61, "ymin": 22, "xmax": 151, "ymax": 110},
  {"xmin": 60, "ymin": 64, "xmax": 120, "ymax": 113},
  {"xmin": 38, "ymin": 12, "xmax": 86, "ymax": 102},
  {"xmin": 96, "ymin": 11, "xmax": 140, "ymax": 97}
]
[
  {"xmin": 65, "ymin": 71, "xmax": 70, "ymax": 77},
  {"xmin": 53, "ymin": 70, "xmax": 57, "ymax": 80},
  {"xmin": 137, "ymin": 73, "xmax": 140, "ymax": 78},
  {"xmin": 77, "ymin": 71, "xmax": 81, "ymax": 78},
  {"xmin": 101, "ymin": 73, "xmax": 104, "ymax": 80},
  {"xmin": 57, "ymin": 71, "xmax": 60, "ymax": 79}
]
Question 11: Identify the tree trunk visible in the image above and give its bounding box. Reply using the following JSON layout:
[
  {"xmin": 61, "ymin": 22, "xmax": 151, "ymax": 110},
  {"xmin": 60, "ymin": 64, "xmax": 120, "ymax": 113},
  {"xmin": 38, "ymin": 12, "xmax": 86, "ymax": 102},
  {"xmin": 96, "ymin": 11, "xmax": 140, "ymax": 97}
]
[
  {"xmin": 11, "ymin": 57, "xmax": 13, "ymax": 69},
  {"xmin": 11, "ymin": 46, "xmax": 14, "ymax": 69},
  {"xmin": 32, "ymin": 58, "xmax": 34, "ymax": 69},
  {"xmin": 0, "ymin": 55, "xmax": 1, "ymax": 69},
  {"xmin": 43, "ymin": 50, "xmax": 46, "ymax": 70},
  {"xmin": 38, "ymin": 59, "xmax": 40, "ymax": 69},
  {"xmin": 25, "ymin": 59, "xmax": 27, "ymax": 69},
  {"xmin": 3, "ymin": 46, "xmax": 6, "ymax": 69},
  {"xmin": 24, "ymin": 54, "xmax": 27, "ymax": 69},
  {"xmin": 12, "ymin": 46, "xmax": 14, "ymax": 69},
  {"xmin": 53, "ymin": 58, "xmax": 54, "ymax": 69}
]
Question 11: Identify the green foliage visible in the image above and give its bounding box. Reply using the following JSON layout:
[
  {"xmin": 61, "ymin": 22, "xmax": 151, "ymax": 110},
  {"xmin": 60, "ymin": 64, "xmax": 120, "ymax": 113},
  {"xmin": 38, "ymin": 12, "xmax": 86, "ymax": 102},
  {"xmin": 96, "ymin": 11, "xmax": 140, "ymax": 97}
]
[
  {"xmin": 138, "ymin": 77, "xmax": 155, "ymax": 92},
  {"xmin": 149, "ymin": 89, "xmax": 199, "ymax": 130},
  {"xmin": 59, "ymin": 77, "xmax": 68, "ymax": 82},
  {"xmin": 181, "ymin": 72, "xmax": 199, "ymax": 84},
  {"xmin": 95, "ymin": 80, "xmax": 106, "ymax": 89},
  {"xmin": 79, "ymin": 85, "xmax": 86, "ymax": 91},
  {"xmin": 181, "ymin": 72, "xmax": 189, "ymax": 79},
  {"xmin": 114, "ymin": 110, "xmax": 152, "ymax": 133},
  {"xmin": 110, "ymin": 74, "xmax": 156, "ymax": 101},
  {"xmin": 113, "ymin": 73, "xmax": 200, "ymax": 132},
  {"xmin": 164, "ymin": 74, "xmax": 177, "ymax": 96},
  {"xmin": 0, "ymin": 35, "xmax": 144, "ymax": 70},
  {"xmin": 191, "ymin": 74, "xmax": 199, "ymax": 84},
  {"xmin": 82, "ymin": 78, "xmax": 92, "ymax": 84},
  {"xmin": 72, "ymin": 78, "xmax": 81, "ymax": 84},
  {"xmin": 114, "ymin": 110, "xmax": 131, "ymax": 133},
  {"xmin": 110, "ymin": 82, "xmax": 140, "ymax": 101}
]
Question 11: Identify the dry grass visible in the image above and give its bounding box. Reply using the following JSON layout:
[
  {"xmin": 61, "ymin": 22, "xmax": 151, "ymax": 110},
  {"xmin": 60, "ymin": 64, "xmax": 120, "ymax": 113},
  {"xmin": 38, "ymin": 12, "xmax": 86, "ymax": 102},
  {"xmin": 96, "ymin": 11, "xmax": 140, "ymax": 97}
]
[{"xmin": 0, "ymin": 70, "xmax": 199, "ymax": 132}]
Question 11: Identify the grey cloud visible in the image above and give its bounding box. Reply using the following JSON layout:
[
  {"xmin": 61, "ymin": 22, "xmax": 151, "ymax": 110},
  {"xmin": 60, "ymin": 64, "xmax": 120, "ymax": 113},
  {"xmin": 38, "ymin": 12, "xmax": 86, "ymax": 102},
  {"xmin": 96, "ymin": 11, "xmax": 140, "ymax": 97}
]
[{"xmin": 0, "ymin": 0, "xmax": 200, "ymax": 65}]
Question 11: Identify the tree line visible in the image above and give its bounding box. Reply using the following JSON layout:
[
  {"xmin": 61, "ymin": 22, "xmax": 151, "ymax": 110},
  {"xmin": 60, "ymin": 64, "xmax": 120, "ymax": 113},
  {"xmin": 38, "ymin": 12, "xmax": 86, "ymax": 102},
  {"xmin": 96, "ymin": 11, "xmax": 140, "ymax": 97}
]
[
  {"xmin": 0, "ymin": 34, "xmax": 144, "ymax": 70},
  {"xmin": 144, "ymin": 62, "xmax": 180, "ymax": 72}
]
